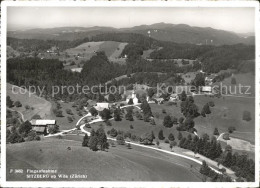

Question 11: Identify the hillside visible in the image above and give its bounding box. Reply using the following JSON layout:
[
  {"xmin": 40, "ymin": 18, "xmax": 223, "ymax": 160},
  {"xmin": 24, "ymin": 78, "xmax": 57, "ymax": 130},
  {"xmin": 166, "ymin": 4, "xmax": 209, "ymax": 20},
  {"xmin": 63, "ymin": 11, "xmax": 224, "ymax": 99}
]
[
  {"xmin": 7, "ymin": 26, "xmax": 116, "ymax": 41},
  {"xmin": 6, "ymin": 83, "xmax": 52, "ymax": 121},
  {"xmin": 7, "ymin": 139, "xmax": 201, "ymax": 181},
  {"xmin": 123, "ymin": 23, "xmax": 254, "ymax": 45},
  {"xmin": 64, "ymin": 41, "xmax": 127, "ymax": 63},
  {"xmin": 7, "ymin": 23, "xmax": 254, "ymax": 45}
]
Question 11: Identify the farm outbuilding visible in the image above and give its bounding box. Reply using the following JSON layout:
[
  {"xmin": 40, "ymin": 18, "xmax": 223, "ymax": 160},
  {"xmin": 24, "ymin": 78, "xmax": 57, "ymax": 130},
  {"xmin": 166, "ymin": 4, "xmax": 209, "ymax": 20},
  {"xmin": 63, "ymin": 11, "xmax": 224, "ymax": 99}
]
[{"xmin": 30, "ymin": 119, "xmax": 56, "ymax": 135}]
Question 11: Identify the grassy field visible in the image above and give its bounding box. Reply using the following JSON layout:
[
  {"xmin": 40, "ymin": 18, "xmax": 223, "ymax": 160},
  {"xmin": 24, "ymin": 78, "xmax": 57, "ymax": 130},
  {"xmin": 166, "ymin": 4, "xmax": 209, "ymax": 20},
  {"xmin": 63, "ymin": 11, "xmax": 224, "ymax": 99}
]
[
  {"xmin": 7, "ymin": 83, "xmax": 52, "ymax": 121},
  {"xmin": 218, "ymin": 72, "xmax": 255, "ymax": 97},
  {"xmin": 63, "ymin": 41, "xmax": 127, "ymax": 66},
  {"xmin": 142, "ymin": 49, "xmax": 154, "ymax": 59},
  {"xmin": 86, "ymin": 102, "xmax": 190, "ymax": 144},
  {"xmin": 181, "ymin": 72, "xmax": 197, "ymax": 84},
  {"xmin": 49, "ymin": 101, "xmax": 87, "ymax": 130},
  {"xmin": 193, "ymin": 95, "xmax": 255, "ymax": 144},
  {"xmin": 7, "ymin": 139, "xmax": 201, "ymax": 181}
]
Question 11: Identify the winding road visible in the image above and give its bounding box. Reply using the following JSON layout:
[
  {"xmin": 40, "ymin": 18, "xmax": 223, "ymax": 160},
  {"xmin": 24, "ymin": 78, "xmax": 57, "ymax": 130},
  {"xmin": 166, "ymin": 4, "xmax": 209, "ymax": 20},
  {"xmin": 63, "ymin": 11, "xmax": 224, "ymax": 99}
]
[
  {"xmin": 44, "ymin": 103, "xmax": 234, "ymax": 179},
  {"xmin": 75, "ymin": 105, "xmax": 226, "ymax": 176}
]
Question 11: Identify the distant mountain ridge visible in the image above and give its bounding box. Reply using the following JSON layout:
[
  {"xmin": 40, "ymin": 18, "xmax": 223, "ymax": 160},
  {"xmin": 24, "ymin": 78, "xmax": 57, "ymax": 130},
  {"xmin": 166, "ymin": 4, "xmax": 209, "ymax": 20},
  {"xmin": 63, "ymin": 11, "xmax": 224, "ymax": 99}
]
[{"xmin": 7, "ymin": 23, "xmax": 255, "ymax": 45}]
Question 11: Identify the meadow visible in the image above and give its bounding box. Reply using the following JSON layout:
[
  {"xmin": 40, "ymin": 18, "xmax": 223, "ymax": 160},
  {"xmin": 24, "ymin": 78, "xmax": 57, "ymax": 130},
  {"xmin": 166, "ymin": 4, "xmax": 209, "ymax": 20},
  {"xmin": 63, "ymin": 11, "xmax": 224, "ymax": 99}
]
[
  {"xmin": 7, "ymin": 84, "xmax": 52, "ymax": 121},
  {"xmin": 7, "ymin": 138, "xmax": 201, "ymax": 181}
]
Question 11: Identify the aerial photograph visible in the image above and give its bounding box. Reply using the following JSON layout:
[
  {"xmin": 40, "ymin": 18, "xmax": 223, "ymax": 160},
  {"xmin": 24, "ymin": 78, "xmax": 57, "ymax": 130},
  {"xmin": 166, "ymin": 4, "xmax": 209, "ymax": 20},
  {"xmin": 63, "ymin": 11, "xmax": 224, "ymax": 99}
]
[{"xmin": 4, "ymin": 5, "xmax": 257, "ymax": 183}]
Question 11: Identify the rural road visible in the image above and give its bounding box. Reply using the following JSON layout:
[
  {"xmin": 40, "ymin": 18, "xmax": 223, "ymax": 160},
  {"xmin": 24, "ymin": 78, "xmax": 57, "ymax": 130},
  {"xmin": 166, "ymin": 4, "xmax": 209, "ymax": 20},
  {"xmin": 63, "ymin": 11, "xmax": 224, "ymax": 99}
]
[
  {"xmin": 76, "ymin": 105, "xmax": 225, "ymax": 176},
  {"xmin": 45, "ymin": 103, "xmax": 229, "ymax": 178}
]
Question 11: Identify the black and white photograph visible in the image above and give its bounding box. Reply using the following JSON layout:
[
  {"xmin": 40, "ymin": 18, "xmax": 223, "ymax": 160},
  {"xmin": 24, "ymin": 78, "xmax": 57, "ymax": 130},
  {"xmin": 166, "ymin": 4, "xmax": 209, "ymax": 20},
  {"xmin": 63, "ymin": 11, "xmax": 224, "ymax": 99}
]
[{"xmin": 1, "ymin": 1, "xmax": 259, "ymax": 187}]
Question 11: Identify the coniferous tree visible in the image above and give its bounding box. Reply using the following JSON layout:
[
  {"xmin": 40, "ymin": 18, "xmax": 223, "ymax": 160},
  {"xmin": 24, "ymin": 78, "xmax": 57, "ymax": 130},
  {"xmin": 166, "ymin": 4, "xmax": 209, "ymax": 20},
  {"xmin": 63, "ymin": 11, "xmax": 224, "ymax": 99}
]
[
  {"xmin": 82, "ymin": 134, "xmax": 89, "ymax": 147},
  {"xmin": 163, "ymin": 115, "xmax": 173, "ymax": 128},
  {"xmin": 113, "ymin": 107, "xmax": 122, "ymax": 121},
  {"xmin": 168, "ymin": 133, "xmax": 175, "ymax": 141},
  {"xmin": 213, "ymin": 128, "xmax": 220, "ymax": 136},
  {"xmin": 178, "ymin": 131, "xmax": 183, "ymax": 140},
  {"xmin": 158, "ymin": 130, "xmax": 165, "ymax": 140}
]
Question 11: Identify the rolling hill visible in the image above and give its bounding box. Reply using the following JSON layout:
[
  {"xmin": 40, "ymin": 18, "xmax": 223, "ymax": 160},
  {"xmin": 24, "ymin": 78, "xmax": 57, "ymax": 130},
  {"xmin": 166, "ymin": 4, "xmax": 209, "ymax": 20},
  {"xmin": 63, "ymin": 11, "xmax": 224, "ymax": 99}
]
[{"xmin": 8, "ymin": 23, "xmax": 254, "ymax": 45}]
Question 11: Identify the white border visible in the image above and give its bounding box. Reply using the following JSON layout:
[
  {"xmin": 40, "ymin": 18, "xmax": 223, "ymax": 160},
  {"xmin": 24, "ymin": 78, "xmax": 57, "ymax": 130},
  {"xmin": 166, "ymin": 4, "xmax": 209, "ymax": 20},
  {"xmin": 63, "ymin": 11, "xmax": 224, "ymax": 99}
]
[{"xmin": 1, "ymin": 1, "xmax": 259, "ymax": 187}]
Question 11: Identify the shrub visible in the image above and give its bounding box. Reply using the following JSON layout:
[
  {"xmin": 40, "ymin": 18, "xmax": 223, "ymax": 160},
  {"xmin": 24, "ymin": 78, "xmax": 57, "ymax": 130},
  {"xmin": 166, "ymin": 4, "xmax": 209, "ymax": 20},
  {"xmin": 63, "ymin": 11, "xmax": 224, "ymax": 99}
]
[
  {"xmin": 164, "ymin": 139, "xmax": 169, "ymax": 143},
  {"xmin": 135, "ymin": 111, "xmax": 143, "ymax": 120},
  {"xmin": 170, "ymin": 141, "xmax": 177, "ymax": 148},
  {"xmin": 172, "ymin": 117, "xmax": 178, "ymax": 124},
  {"xmin": 162, "ymin": 109, "xmax": 166, "ymax": 114},
  {"xmin": 228, "ymin": 126, "xmax": 236, "ymax": 133},
  {"xmin": 179, "ymin": 117, "xmax": 184, "ymax": 124},
  {"xmin": 208, "ymin": 101, "xmax": 215, "ymax": 107},
  {"xmin": 168, "ymin": 133, "xmax": 175, "ymax": 141},
  {"xmin": 130, "ymin": 125, "xmax": 134, "ymax": 129},
  {"xmin": 105, "ymin": 120, "xmax": 112, "ymax": 126},
  {"xmin": 48, "ymin": 124, "xmax": 59, "ymax": 134},
  {"xmin": 126, "ymin": 143, "xmax": 132, "ymax": 149},
  {"xmin": 223, "ymin": 133, "xmax": 230, "ymax": 140},
  {"xmin": 110, "ymin": 128, "xmax": 118, "ymax": 137},
  {"xmin": 27, "ymin": 130, "xmax": 40, "ymax": 141},
  {"xmin": 66, "ymin": 109, "xmax": 73, "ymax": 115},
  {"xmin": 25, "ymin": 105, "xmax": 30, "ymax": 110},
  {"xmin": 67, "ymin": 116, "xmax": 73, "ymax": 123},
  {"xmin": 116, "ymin": 135, "xmax": 125, "ymax": 145},
  {"xmin": 213, "ymin": 128, "xmax": 220, "ymax": 136},
  {"xmin": 53, "ymin": 108, "xmax": 63, "ymax": 117},
  {"xmin": 231, "ymin": 77, "xmax": 236, "ymax": 85},
  {"xmin": 14, "ymin": 101, "xmax": 22, "ymax": 107},
  {"xmin": 124, "ymin": 131, "xmax": 131, "ymax": 139},
  {"xmin": 140, "ymin": 132, "xmax": 154, "ymax": 145},
  {"xmin": 150, "ymin": 118, "xmax": 156, "ymax": 125},
  {"xmin": 31, "ymin": 114, "xmax": 41, "ymax": 119},
  {"xmin": 130, "ymin": 134, "xmax": 137, "ymax": 141}
]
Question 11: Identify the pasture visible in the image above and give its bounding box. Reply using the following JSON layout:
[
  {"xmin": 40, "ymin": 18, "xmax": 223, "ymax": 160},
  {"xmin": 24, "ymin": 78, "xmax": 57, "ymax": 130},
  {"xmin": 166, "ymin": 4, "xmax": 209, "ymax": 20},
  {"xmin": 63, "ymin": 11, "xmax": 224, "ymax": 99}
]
[
  {"xmin": 7, "ymin": 138, "xmax": 201, "ymax": 181},
  {"xmin": 193, "ymin": 95, "xmax": 255, "ymax": 144},
  {"xmin": 218, "ymin": 72, "xmax": 255, "ymax": 97},
  {"xmin": 181, "ymin": 72, "xmax": 197, "ymax": 85},
  {"xmin": 63, "ymin": 41, "xmax": 128, "ymax": 66},
  {"xmin": 6, "ymin": 84, "xmax": 52, "ymax": 121},
  {"xmin": 49, "ymin": 101, "xmax": 87, "ymax": 130},
  {"xmin": 86, "ymin": 102, "xmax": 190, "ymax": 143}
]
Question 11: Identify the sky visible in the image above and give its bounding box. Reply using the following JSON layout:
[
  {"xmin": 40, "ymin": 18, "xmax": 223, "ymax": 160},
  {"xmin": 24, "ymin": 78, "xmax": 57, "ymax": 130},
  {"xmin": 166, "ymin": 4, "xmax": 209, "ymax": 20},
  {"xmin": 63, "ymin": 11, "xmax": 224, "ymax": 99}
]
[{"xmin": 7, "ymin": 7, "xmax": 255, "ymax": 33}]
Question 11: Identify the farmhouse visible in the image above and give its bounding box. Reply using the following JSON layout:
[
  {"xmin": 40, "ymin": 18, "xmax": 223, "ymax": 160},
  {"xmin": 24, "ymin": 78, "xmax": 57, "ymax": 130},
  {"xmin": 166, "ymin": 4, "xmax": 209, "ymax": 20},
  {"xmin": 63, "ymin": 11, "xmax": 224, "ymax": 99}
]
[
  {"xmin": 201, "ymin": 86, "xmax": 212, "ymax": 94},
  {"xmin": 169, "ymin": 93, "xmax": 179, "ymax": 102},
  {"xmin": 94, "ymin": 102, "xmax": 110, "ymax": 112},
  {"xmin": 154, "ymin": 97, "xmax": 164, "ymax": 104},
  {"xmin": 205, "ymin": 74, "xmax": 216, "ymax": 85},
  {"xmin": 30, "ymin": 119, "xmax": 56, "ymax": 135}
]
